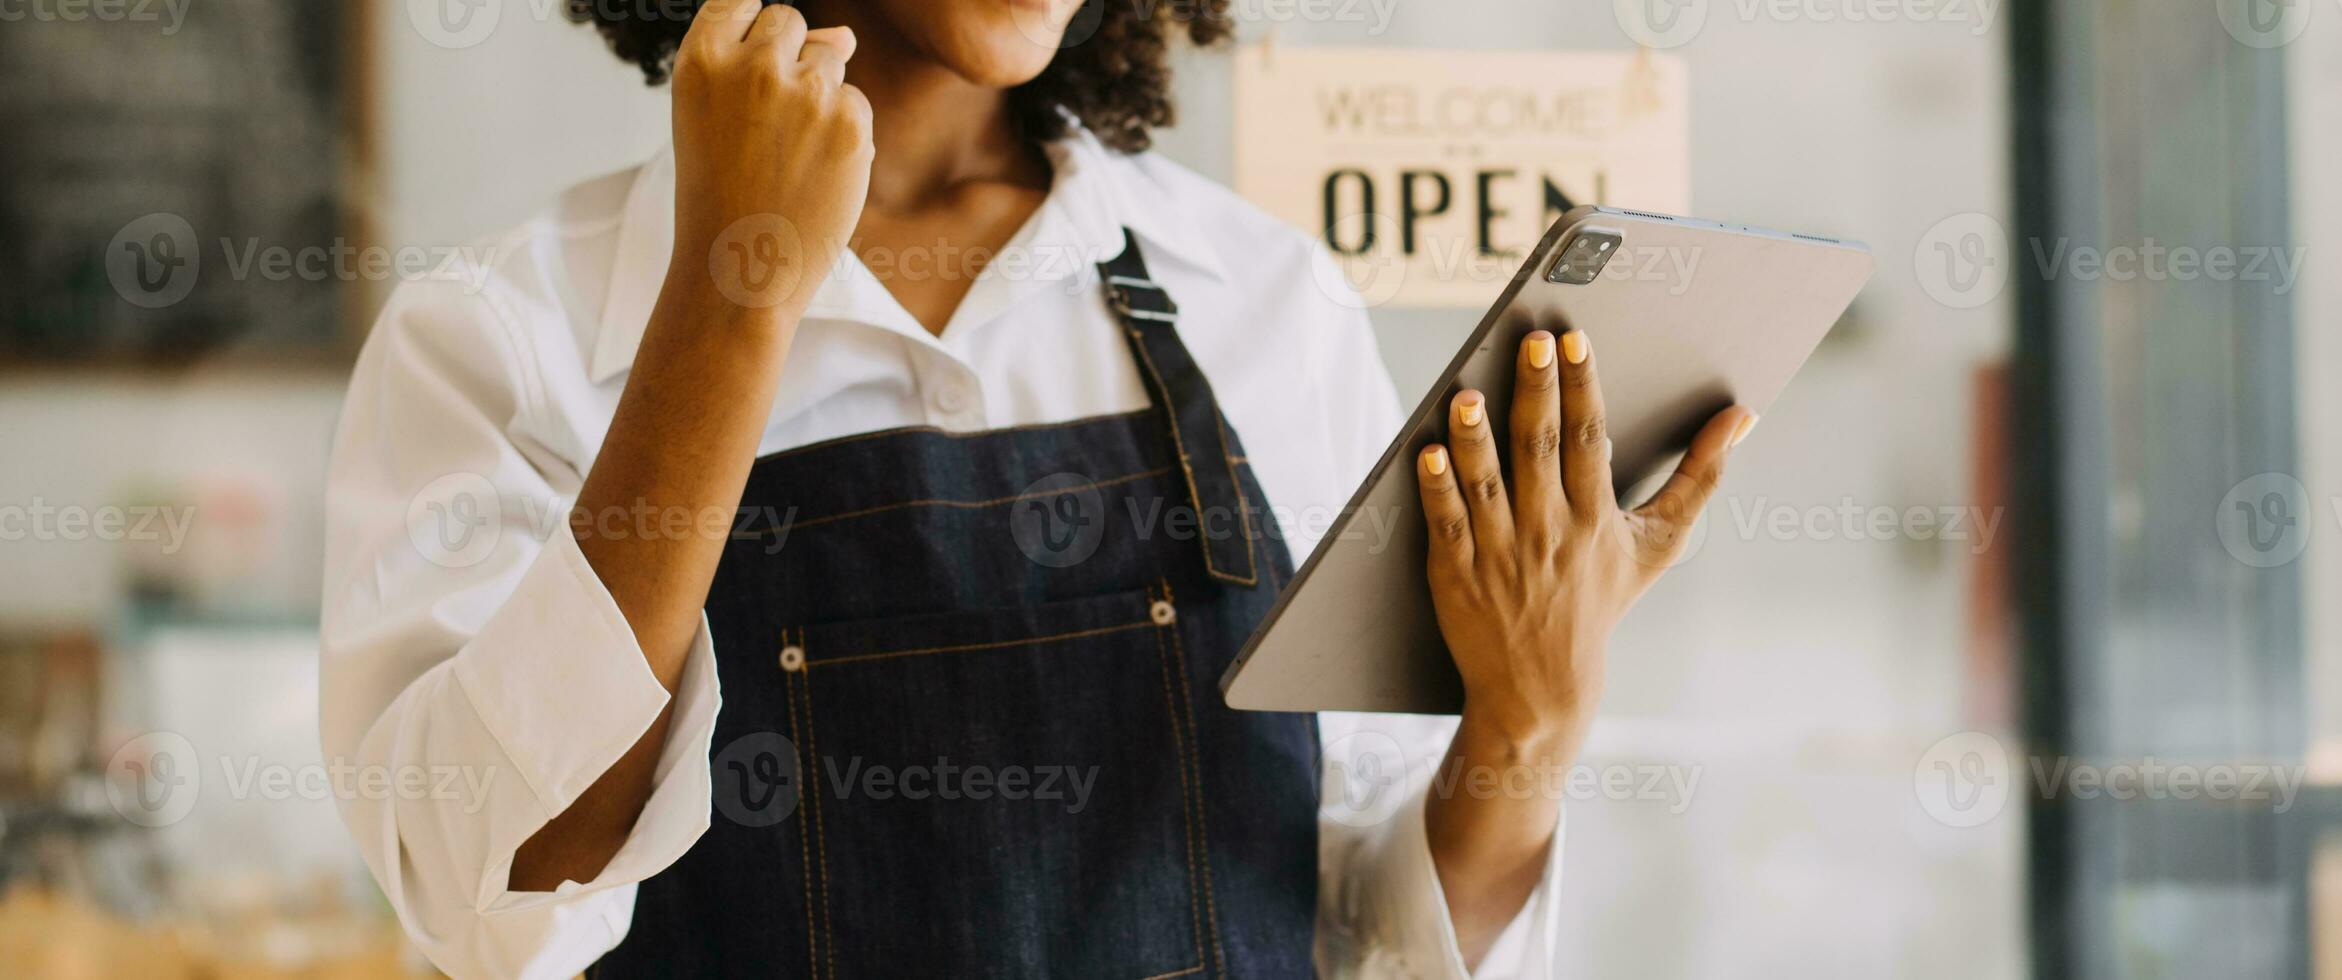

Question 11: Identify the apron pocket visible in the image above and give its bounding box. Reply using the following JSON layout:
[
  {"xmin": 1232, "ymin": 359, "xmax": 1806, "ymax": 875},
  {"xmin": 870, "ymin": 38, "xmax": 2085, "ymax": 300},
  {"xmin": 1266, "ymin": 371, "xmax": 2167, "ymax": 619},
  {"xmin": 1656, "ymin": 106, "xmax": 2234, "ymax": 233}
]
[{"xmin": 777, "ymin": 584, "xmax": 1219, "ymax": 980}]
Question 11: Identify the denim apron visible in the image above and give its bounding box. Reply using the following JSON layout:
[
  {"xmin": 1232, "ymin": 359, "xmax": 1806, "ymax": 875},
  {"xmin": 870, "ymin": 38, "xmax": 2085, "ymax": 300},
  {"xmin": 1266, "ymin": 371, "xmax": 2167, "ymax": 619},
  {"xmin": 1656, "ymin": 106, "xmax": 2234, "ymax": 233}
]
[{"xmin": 593, "ymin": 232, "xmax": 1320, "ymax": 979}]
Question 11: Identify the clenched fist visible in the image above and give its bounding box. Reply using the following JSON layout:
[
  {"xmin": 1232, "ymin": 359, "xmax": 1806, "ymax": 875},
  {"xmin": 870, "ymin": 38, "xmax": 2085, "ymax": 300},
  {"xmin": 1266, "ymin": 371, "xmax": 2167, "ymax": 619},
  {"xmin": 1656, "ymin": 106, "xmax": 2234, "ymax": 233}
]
[{"xmin": 669, "ymin": 0, "xmax": 874, "ymax": 317}]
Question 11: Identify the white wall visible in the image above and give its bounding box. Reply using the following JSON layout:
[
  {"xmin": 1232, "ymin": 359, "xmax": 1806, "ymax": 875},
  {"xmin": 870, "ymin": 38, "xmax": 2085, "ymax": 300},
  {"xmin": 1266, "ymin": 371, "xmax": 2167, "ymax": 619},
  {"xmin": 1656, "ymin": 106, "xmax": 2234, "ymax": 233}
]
[
  {"xmin": 0, "ymin": 373, "xmax": 344, "ymax": 624},
  {"xmin": 368, "ymin": 0, "xmax": 670, "ymax": 249}
]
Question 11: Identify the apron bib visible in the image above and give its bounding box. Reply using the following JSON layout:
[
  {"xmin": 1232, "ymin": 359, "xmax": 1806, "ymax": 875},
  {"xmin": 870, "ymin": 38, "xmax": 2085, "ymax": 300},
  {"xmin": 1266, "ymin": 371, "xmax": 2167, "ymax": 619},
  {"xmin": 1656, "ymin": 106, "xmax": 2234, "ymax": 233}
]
[{"xmin": 593, "ymin": 233, "xmax": 1320, "ymax": 979}]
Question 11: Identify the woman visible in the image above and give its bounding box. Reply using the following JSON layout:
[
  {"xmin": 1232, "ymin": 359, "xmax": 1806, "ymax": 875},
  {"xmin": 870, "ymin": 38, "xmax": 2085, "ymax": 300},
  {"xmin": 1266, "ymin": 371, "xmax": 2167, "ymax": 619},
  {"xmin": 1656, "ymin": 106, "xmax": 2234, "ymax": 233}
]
[{"xmin": 320, "ymin": 1, "xmax": 1752, "ymax": 976}]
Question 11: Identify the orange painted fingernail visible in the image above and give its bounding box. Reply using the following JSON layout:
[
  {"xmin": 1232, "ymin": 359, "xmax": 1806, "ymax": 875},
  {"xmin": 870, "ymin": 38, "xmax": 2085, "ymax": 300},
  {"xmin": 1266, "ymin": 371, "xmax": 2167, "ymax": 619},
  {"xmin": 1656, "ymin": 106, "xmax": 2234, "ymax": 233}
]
[
  {"xmin": 1561, "ymin": 331, "xmax": 1589, "ymax": 365},
  {"xmin": 1457, "ymin": 394, "xmax": 1485, "ymax": 427},
  {"xmin": 1424, "ymin": 446, "xmax": 1449, "ymax": 476},
  {"xmin": 1526, "ymin": 333, "xmax": 1555, "ymax": 369},
  {"xmin": 1731, "ymin": 413, "xmax": 1760, "ymax": 447}
]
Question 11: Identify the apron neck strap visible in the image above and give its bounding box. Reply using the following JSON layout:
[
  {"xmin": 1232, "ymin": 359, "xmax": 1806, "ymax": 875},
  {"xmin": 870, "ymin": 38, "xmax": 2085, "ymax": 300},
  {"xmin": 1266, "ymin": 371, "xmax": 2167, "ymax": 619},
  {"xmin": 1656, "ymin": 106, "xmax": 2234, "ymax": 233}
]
[{"xmin": 1097, "ymin": 230, "xmax": 1261, "ymax": 589}]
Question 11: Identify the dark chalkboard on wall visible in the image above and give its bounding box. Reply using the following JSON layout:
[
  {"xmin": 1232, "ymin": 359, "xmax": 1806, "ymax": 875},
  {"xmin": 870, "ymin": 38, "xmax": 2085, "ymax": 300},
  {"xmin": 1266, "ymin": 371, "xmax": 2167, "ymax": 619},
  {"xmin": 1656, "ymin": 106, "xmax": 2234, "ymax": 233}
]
[{"xmin": 0, "ymin": 2, "xmax": 356, "ymax": 364}]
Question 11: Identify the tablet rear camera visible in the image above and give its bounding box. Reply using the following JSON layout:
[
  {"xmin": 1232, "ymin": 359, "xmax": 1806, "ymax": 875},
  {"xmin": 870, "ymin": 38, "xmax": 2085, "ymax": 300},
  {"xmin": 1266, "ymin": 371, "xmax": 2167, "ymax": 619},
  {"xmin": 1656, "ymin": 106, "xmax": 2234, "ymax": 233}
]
[{"xmin": 1547, "ymin": 230, "xmax": 1622, "ymax": 285}]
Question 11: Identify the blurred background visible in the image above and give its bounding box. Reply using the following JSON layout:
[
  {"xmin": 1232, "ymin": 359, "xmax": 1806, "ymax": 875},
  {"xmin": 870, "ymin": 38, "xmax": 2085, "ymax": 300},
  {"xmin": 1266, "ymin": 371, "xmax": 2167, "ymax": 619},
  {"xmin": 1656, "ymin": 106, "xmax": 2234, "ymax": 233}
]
[{"xmin": 0, "ymin": 0, "xmax": 2335, "ymax": 976}]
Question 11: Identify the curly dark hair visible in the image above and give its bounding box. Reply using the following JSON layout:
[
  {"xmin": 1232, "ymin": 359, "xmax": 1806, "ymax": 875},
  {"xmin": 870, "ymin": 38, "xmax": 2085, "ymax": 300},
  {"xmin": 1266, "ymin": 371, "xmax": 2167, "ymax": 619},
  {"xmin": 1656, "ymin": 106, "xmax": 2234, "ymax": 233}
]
[{"xmin": 570, "ymin": 0, "xmax": 1232, "ymax": 153}]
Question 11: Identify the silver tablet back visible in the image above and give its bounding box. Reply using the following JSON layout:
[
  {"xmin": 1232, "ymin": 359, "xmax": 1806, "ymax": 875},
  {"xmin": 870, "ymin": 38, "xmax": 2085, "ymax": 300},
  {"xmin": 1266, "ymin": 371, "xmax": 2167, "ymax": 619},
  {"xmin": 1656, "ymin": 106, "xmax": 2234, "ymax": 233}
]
[{"xmin": 1223, "ymin": 207, "xmax": 1876, "ymax": 714}]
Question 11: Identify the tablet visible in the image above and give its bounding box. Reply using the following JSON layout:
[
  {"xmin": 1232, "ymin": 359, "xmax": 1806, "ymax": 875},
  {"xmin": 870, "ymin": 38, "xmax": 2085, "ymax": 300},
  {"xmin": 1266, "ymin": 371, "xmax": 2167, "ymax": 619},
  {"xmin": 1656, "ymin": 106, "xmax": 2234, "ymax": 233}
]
[{"xmin": 1222, "ymin": 206, "xmax": 1875, "ymax": 714}]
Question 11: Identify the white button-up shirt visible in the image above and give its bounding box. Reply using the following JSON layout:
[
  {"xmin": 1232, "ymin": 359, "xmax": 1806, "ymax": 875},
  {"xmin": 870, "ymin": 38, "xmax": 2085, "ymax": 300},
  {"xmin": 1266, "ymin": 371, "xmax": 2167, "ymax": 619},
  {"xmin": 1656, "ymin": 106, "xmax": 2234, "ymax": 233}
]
[{"xmin": 321, "ymin": 126, "xmax": 1563, "ymax": 980}]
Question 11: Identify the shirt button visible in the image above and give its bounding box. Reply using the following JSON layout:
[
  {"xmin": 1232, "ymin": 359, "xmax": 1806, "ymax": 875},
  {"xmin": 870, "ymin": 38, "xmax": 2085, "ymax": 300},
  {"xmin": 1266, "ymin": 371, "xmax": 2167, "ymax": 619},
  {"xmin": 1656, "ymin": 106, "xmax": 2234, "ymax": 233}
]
[{"xmin": 932, "ymin": 385, "xmax": 971, "ymax": 415}]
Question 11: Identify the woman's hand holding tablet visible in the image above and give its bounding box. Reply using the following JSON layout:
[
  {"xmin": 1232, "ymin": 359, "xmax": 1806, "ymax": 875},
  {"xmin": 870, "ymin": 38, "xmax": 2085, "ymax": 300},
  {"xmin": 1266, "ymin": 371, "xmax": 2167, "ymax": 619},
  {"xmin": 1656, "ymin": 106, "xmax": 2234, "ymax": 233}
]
[
  {"xmin": 1221, "ymin": 207, "xmax": 1873, "ymax": 718},
  {"xmin": 1414, "ymin": 329, "xmax": 1754, "ymax": 759}
]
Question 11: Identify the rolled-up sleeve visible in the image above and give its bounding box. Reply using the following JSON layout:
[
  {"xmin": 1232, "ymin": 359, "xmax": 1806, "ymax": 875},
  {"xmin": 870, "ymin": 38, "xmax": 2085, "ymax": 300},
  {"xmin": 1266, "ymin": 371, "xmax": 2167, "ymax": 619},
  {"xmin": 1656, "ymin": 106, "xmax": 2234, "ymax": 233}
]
[
  {"xmin": 1315, "ymin": 713, "xmax": 1567, "ymax": 979},
  {"xmin": 320, "ymin": 277, "xmax": 719, "ymax": 980}
]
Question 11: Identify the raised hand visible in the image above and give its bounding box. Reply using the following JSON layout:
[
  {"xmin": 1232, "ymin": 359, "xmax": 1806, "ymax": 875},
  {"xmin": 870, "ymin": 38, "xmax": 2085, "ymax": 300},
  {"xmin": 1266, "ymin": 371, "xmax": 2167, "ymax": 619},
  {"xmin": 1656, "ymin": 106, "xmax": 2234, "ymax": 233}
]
[{"xmin": 669, "ymin": 0, "xmax": 874, "ymax": 317}]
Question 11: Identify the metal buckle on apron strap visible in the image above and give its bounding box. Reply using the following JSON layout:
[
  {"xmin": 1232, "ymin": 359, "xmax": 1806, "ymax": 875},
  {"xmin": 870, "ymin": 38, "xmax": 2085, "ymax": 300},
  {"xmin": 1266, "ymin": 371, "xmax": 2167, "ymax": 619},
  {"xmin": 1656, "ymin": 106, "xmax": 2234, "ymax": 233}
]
[{"xmin": 1106, "ymin": 275, "xmax": 1180, "ymax": 323}]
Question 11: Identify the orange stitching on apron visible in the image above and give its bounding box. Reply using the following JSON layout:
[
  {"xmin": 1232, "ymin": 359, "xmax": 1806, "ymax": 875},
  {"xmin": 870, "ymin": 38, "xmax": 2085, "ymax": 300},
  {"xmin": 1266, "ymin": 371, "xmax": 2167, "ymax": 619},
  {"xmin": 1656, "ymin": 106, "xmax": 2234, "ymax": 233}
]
[
  {"xmin": 1125, "ymin": 326, "xmax": 1257, "ymax": 587},
  {"xmin": 785, "ymin": 630, "xmax": 819, "ymax": 978},
  {"xmin": 806, "ymin": 620, "xmax": 1158, "ymax": 669},
  {"xmin": 754, "ymin": 467, "xmax": 1176, "ymax": 536},
  {"xmin": 1124, "ymin": 330, "xmax": 1235, "ymax": 586},
  {"xmin": 798, "ymin": 628, "xmax": 838, "ymax": 980},
  {"xmin": 1150, "ymin": 583, "xmax": 1208, "ymax": 977},
  {"xmin": 1211, "ymin": 410, "xmax": 1261, "ymax": 586},
  {"xmin": 754, "ymin": 408, "xmax": 1156, "ymax": 463},
  {"xmin": 1137, "ymin": 968, "xmax": 1204, "ymax": 980},
  {"xmin": 1159, "ymin": 577, "xmax": 1226, "ymax": 975}
]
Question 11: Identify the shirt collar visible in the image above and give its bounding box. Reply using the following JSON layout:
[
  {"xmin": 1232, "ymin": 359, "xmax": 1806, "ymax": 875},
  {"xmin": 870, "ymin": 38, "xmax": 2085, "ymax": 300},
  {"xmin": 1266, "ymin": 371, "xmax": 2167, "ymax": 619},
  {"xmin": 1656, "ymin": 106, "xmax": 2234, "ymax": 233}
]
[{"xmin": 591, "ymin": 125, "xmax": 1230, "ymax": 383}]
